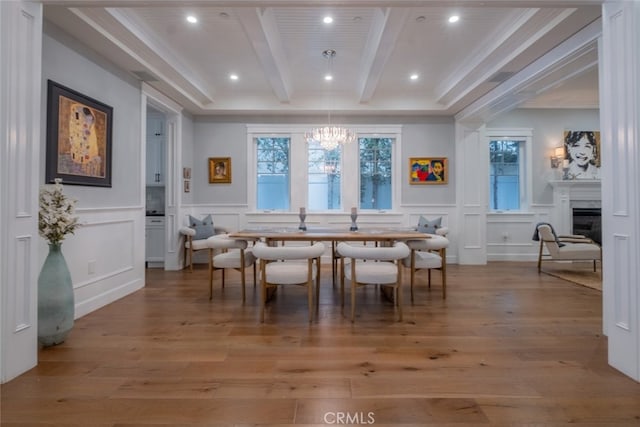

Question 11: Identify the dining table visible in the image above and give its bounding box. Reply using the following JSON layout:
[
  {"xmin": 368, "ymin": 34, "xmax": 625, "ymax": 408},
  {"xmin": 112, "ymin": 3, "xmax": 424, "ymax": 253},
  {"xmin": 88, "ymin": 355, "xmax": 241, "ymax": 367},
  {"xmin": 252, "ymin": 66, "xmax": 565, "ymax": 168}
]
[{"xmin": 228, "ymin": 227, "xmax": 430, "ymax": 286}]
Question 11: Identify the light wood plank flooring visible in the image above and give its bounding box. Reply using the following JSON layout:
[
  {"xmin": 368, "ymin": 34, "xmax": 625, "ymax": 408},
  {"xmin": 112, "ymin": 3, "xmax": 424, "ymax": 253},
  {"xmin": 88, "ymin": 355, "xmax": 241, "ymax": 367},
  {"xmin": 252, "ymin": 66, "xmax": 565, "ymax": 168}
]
[{"xmin": 2, "ymin": 262, "xmax": 640, "ymax": 426}]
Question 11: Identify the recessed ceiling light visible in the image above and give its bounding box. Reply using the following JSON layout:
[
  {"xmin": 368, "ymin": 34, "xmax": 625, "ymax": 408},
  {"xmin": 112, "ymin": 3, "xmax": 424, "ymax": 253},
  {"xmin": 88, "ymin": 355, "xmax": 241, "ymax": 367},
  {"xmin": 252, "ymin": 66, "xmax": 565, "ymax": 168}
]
[
  {"xmin": 229, "ymin": 74, "xmax": 239, "ymax": 81},
  {"xmin": 323, "ymin": 16, "xmax": 333, "ymax": 24},
  {"xmin": 410, "ymin": 73, "xmax": 419, "ymax": 81},
  {"xmin": 186, "ymin": 15, "xmax": 198, "ymax": 24},
  {"xmin": 416, "ymin": 16, "xmax": 426, "ymax": 22},
  {"xmin": 324, "ymin": 74, "xmax": 333, "ymax": 81},
  {"xmin": 448, "ymin": 15, "xmax": 460, "ymax": 23},
  {"xmin": 219, "ymin": 12, "xmax": 229, "ymax": 19}
]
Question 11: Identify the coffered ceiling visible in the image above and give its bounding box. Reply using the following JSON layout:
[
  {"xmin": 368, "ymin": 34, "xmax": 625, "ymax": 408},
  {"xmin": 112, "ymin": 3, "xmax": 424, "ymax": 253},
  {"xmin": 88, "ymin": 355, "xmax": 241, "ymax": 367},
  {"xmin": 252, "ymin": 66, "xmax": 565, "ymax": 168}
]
[{"xmin": 41, "ymin": 0, "xmax": 602, "ymax": 117}]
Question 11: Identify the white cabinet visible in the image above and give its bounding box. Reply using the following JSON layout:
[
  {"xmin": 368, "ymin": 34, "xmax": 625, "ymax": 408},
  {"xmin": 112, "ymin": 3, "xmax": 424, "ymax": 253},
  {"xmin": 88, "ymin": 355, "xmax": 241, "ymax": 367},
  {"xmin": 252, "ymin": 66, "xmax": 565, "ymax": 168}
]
[
  {"xmin": 145, "ymin": 217, "xmax": 165, "ymax": 265},
  {"xmin": 146, "ymin": 113, "xmax": 165, "ymax": 186}
]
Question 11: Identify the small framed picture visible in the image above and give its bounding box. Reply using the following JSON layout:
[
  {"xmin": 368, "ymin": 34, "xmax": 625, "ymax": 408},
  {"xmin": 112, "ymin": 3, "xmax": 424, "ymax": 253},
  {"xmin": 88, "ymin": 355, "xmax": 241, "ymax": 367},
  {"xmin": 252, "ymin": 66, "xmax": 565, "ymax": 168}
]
[
  {"xmin": 409, "ymin": 157, "xmax": 448, "ymax": 184},
  {"xmin": 183, "ymin": 179, "xmax": 190, "ymax": 193},
  {"xmin": 183, "ymin": 167, "xmax": 191, "ymax": 179},
  {"xmin": 208, "ymin": 157, "xmax": 231, "ymax": 183}
]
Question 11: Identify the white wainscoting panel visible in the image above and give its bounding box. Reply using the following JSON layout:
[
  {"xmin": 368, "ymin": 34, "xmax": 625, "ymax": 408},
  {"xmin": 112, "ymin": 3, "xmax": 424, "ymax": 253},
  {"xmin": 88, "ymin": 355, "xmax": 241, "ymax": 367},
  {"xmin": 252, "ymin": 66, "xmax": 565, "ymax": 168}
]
[{"xmin": 57, "ymin": 208, "xmax": 144, "ymax": 319}]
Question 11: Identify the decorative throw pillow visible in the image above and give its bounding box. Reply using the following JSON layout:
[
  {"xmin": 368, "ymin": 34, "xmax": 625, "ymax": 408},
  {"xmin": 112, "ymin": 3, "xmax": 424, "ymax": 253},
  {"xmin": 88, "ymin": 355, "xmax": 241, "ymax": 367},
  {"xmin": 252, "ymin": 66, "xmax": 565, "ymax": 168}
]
[
  {"xmin": 188, "ymin": 214, "xmax": 215, "ymax": 240},
  {"xmin": 417, "ymin": 216, "xmax": 442, "ymax": 234}
]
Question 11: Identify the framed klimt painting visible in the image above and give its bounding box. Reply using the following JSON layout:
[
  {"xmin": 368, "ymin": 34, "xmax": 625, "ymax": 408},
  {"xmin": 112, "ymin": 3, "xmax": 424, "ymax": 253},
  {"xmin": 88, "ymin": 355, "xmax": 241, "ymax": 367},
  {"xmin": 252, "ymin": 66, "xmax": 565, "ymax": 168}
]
[
  {"xmin": 409, "ymin": 157, "xmax": 448, "ymax": 184},
  {"xmin": 208, "ymin": 157, "xmax": 232, "ymax": 183},
  {"xmin": 45, "ymin": 80, "xmax": 113, "ymax": 187}
]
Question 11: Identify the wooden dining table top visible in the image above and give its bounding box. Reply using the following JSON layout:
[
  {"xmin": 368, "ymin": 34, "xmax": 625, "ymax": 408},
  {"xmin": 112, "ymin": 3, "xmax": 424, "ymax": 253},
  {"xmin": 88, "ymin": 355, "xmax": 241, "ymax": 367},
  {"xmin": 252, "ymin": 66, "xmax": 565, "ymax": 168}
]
[{"xmin": 228, "ymin": 227, "xmax": 430, "ymax": 242}]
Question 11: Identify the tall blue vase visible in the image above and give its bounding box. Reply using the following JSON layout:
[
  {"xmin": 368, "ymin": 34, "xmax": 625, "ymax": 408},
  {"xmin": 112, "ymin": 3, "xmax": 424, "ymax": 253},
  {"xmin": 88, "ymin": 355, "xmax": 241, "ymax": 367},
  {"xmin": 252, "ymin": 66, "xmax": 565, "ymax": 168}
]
[{"xmin": 38, "ymin": 243, "xmax": 74, "ymax": 347}]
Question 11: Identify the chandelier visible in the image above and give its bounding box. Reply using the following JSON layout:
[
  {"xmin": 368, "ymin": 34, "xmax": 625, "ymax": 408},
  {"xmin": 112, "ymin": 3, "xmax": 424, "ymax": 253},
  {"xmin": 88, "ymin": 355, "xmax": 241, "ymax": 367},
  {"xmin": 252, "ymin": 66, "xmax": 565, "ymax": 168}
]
[{"xmin": 305, "ymin": 49, "xmax": 356, "ymax": 151}]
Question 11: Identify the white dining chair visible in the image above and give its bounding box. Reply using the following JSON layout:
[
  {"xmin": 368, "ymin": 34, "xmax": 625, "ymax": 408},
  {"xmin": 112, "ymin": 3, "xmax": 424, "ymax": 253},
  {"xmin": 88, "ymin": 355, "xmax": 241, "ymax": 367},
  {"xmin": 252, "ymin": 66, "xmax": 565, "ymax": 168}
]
[
  {"xmin": 207, "ymin": 234, "xmax": 256, "ymax": 302},
  {"xmin": 337, "ymin": 242, "xmax": 410, "ymax": 322},
  {"xmin": 251, "ymin": 241, "xmax": 325, "ymax": 323},
  {"xmin": 402, "ymin": 234, "xmax": 449, "ymax": 300}
]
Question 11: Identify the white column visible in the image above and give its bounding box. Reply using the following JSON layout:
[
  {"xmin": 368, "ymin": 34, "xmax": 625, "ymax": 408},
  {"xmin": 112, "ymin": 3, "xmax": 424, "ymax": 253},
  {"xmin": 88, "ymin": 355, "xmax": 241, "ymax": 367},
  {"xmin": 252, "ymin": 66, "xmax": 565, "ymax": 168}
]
[
  {"xmin": 601, "ymin": 1, "xmax": 640, "ymax": 381},
  {"xmin": 455, "ymin": 122, "xmax": 487, "ymax": 265},
  {"xmin": 0, "ymin": 1, "xmax": 43, "ymax": 383}
]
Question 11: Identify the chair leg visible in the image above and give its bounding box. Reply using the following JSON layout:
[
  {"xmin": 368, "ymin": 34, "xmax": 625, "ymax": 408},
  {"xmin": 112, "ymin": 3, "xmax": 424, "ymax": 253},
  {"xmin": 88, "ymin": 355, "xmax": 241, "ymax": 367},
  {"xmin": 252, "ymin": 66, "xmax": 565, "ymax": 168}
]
[
  {"xmin": 537, "ymin": 240, "xmax": 543, "ymax": 272},
  {"xmin": 260, "ymin": 261, "xmax": 267, "ymax": 323},
  {"xmin": 315, "ymin": 258, "xmax": 321, "ymax": 314},
  {"xmin": 410, "ymin": 250, "xmax": 416, "ymax": 303},
  {"xmin": 340, "ymin": 258, "xmax": 345, "ymax": 308},
  {"xmin": 307, "ymin": 260, "xmax": 314, "ymax": 323},
  {"xmin": 209, "ymin": 249, "xmax": 213, "ymax": 301},
  {"xmin": 441, "ymin": 248, "xmax": 447, "ymax": 299},
  {"xmin": 240, "ymin": 250, "xmax": 246, "ymax": 303},
  {"xmin": 253, "ymin": 264, "xmax": 257, "ymax": 288},
  {"xmin": 397, "ymin": 264, "xmax": 403, "ymax": 322},
  {"xmin": 351, "ymin": 262, "xmax": 357, "ymax": 322},
  {"xmin": 240, "ymin": 266, "xmax": 246, "ymax": 303}
]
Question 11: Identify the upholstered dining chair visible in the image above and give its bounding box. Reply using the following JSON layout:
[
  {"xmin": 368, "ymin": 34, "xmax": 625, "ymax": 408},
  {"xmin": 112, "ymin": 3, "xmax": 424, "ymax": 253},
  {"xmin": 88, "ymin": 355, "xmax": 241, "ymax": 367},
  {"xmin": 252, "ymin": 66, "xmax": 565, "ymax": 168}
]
[
  {"xmin": 337, "ymin": 242, "xmax": 410, "ymax": 322},
  {"xmin": 179, "ymin": 214, "xmax": 227, "ymax": 272},
  {"xmin": 402, "ymin": 233, "xmax": 449, "ymax": 300},
  {"xmin": 206, "ymin": 234, "xmax": 256, "ymax": 302},
  {"xmin": 251, "ymin": 241, "xmax": 325, "ymax": 323},
  {"xmin": 535, "ymin": 223, "xmax": 601, "ymax": 272}
]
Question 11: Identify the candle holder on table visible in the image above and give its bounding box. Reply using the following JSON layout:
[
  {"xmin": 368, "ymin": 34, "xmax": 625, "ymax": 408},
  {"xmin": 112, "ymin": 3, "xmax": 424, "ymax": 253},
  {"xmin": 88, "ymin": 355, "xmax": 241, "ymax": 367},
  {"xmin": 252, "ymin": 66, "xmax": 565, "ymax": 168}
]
[
  {"xmin": 350, "ymin": 207, "xmax": 358, "ymax": 231},
  {"xmin": 298, "ymin": 207, "xmax": 307, "ymax": 231}
]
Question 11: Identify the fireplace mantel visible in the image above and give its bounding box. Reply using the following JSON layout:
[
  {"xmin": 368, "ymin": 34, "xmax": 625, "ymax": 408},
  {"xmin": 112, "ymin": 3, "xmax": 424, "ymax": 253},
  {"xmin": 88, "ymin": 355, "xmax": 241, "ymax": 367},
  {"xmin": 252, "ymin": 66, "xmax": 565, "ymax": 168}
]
[{"xmin": 549, "ymin": 180, "xmax": 601, "ymax": 234}]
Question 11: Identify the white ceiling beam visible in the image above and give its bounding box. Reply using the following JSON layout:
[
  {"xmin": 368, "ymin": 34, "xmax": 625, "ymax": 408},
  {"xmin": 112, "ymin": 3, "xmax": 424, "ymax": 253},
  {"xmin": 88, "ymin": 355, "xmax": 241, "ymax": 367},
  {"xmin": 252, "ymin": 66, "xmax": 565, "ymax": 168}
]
[
  {"xmin": 68, "ymin": 7, "xmax": 216, "ymax": 107},
  {"xmin": 234, "ymin": 7, "xmax": 292, "ymax": 103},
  {"xmin": 358, "ymin": 7, "xmax": 409, "ymax": 103},
  {"xmin": 455, "ymin": 18, "xmax": 601, "ymax": 123}
]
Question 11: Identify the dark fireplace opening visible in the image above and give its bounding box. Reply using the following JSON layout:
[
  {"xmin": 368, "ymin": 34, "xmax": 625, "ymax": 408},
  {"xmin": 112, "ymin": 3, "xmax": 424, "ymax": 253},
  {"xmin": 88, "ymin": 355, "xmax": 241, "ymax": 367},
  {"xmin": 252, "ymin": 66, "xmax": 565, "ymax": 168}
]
[{"xmin": 572, "ymin": 208, "xmax": 601, "ymax": 244}]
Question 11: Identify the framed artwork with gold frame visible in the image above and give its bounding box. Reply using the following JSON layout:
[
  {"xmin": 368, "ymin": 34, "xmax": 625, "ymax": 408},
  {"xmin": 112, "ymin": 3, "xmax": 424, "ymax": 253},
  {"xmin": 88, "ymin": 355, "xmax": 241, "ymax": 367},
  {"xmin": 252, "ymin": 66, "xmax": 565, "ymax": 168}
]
[
  {"xmin": 208, "ymin": 157, "xmax": 231, "ymax": 183},
  {"xmin": 409, "ymin": 157, "xmax": 448, "ymax": 184},
  {"xmin": 45, "ymin": 80, "xmax": 113, "ymax": 187}
]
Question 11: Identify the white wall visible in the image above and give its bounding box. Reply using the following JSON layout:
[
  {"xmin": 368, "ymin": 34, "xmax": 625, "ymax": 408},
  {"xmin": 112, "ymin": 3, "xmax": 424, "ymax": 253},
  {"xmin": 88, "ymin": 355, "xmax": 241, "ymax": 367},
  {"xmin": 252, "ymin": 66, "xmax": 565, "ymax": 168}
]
[{"xmin": 40, "ymin": 22, "xmax": 145, "ymax": 319}]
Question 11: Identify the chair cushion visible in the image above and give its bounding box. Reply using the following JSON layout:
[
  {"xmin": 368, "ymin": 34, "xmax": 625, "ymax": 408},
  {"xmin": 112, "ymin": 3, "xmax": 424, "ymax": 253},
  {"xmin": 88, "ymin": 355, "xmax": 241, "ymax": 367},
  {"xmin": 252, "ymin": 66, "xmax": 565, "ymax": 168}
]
[
  {"xmin": 402, "ymin": 251, "xmax": 442, "ymax": 269},
  {"xmin": 556, "ymin": 243, "xmax": 601, "ymax": 260},
  {"xmin": 188, "ymin": 214, "xmax": 215, "ymax": 240},
  {"xmin": 188, "ymin": 239, "xmax": 210, "ymax": 250},
  {"xmin": 213, "ymin": 249, "xmax": 256, "ymax": 268},
  {"xmin": 417, "ymin": 216, "xmax": 442, "ymax": 234},
  {"xmin": 344, "ymin": 261, "xmax": 399, "ymax": 284},
  {"xmin": 406, "ymin": 235, "xmax": 449, "ymax": 251},
  {"xmin": 263, "ymin": 262, "xmax": 317, "ymax": 285}
]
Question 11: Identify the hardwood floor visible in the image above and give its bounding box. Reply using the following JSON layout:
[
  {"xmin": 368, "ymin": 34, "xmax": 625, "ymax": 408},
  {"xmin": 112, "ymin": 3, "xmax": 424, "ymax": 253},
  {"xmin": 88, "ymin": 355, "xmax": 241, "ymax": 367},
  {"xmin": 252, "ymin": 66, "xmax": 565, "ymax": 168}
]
[{"xmin": 2, "ymin": 262, "xmax": 640, "ymax": 426}]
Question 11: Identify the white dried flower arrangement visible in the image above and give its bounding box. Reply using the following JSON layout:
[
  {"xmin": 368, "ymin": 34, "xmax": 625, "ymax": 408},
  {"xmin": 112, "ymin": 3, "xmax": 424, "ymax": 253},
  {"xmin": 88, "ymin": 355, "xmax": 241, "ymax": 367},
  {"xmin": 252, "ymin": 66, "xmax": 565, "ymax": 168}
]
[{"xmin": 38, "ymin": 178, "xmax": 79, "ymax": 245}]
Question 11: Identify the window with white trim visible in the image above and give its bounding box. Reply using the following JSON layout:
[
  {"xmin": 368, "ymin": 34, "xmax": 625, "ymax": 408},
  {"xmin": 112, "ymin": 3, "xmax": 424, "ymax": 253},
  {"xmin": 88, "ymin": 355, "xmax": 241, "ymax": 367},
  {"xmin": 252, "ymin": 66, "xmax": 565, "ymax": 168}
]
[
  {"xmin": 486, "ymin": 129, "xmax": 532, "ymax": 211},
  {"xmin": 249, "ymin": 125, "xmax": 401, "ymax": 212},
  {"xmin": 256, "ymin": 137, "xmax": 290, "ymax": 210},
  {"xmin": 308, "ymin": 142, "xmax": 341, "ymax": 210},
  {"xmin": 359, "ymin": 137, "xmax": 393, "ymax": 210}
]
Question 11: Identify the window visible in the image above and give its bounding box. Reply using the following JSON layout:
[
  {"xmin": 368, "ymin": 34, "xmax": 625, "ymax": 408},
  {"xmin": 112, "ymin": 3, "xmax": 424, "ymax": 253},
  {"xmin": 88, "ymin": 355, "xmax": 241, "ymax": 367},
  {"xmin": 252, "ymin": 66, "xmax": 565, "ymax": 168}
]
[
  {"xmin": 359, "ymin": 137, "xmax": 393, "ymax": 210},
  {"xmin": 308, "ymin": 142, "xmax": 341, "ymax": 210},
  {"xmin": 256, "ymin": 137, "xmax": 290, "ymax": 210},
  {"xmin": 248, "ymin": 125, "xmax": 401, "ymax": 213},
  {"xmin": 489, "ymin": 139, "xmax": 524, "ymax": 210}
]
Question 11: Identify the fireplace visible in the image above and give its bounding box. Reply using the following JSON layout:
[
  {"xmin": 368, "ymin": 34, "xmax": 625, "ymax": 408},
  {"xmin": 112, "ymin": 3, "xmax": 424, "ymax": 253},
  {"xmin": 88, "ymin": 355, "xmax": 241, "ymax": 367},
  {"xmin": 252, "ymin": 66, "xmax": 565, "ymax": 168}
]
[
  {"xmin": 572, "ymin": 207, "xmax": 601, "ymax": 244},
  {"xmin": 550, "ymin": 180, "xmax": 601, "ymax": 238}
]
